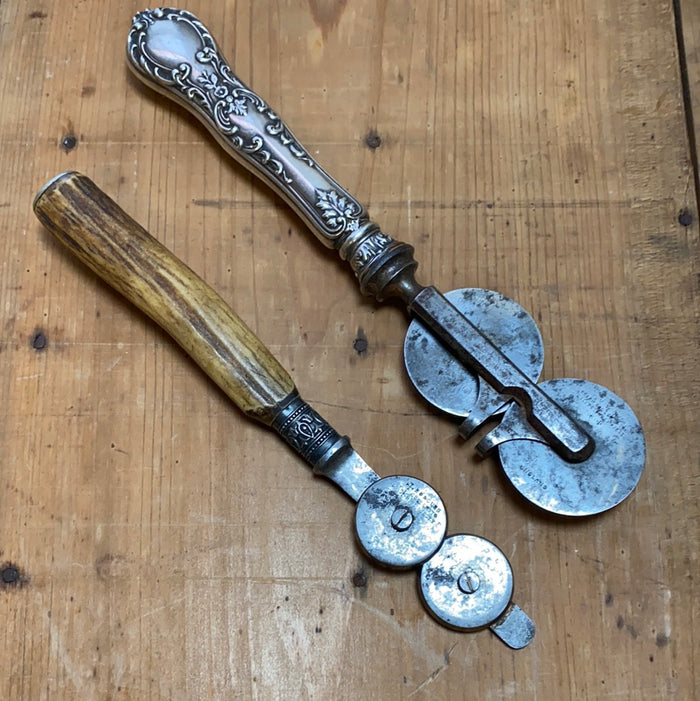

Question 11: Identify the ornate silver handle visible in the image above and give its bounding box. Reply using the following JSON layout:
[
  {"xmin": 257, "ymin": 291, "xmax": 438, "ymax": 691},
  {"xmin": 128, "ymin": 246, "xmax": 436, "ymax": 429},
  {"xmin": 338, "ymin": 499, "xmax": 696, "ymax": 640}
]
[
  {"xmin": 128, "ymin": 8, "xmax": 420, "ymax": 302},
  {"xmin": 126, "ymin": 8, "xmax": 594, "ymax": 460}
]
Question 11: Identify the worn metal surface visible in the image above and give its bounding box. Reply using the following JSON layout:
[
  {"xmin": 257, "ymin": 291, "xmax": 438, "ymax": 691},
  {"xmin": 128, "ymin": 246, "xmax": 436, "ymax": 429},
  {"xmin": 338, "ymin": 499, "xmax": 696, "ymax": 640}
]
[
  {"xmin": 404, "ymin": 287, "xmax": 544, "ymax": 424},
  {"xmin": 489, "ymin": 604, "xmax": 537, "ymax": 650},
  {"xmin": 409, "ymin": 287, "xmax": 594, "ymax": 461},
  {"xmin": 489, "ymin": 378, "xmax": 647, "ymax": 516},
  {"xmin": 125, "ymin": 8, "xmax": 645, "ymax": 489},
  {"xmin": 125, "ymin": 8, "xmax": 594, "ymax": 463},
  {"xmin": 354, "ymin": 475, "xmax": 447, "ymax": 568},
  {"xmin": 271, "ymin": 390, "xmax": 380, "ymax": 501},
  {"xmin": 3, "ymin": 0, "xmax": 697, "ymax": 696},
  {"xmin": 33, "ymin": 169, "xmax": 532, "ymax": 647},
  {"xmin": 419, "ymin": 534, "xmax": 518, "ymax": 632}
]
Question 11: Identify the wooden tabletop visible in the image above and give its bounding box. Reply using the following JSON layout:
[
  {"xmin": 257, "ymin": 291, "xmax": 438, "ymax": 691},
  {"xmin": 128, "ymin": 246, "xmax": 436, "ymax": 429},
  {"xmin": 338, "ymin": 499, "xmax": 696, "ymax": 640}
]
[{"xmin": 1, "ymin": 1, "xmax": 697, "ymax": 698}]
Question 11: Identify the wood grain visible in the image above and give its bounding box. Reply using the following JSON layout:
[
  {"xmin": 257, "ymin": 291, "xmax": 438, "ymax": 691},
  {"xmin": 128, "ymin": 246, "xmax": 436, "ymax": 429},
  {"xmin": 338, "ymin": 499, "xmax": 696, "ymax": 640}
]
[
  {"xmin": 33, "ymin": 171, "xmax": 296, "ymax": 424},
  {"xmin": 0, "ymin": 0, "xmax": 697, "ymax": 699}
]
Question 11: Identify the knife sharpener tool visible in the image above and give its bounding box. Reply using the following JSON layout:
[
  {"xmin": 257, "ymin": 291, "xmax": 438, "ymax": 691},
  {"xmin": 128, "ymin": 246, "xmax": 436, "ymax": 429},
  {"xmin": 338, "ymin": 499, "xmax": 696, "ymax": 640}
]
[
  {"xmin": 34, "ymin": 171, "xmax": 534, "ymax": 648},
  {"xmin": 126, "ymin": 8, "xmax": 645, "ymax": 517}
]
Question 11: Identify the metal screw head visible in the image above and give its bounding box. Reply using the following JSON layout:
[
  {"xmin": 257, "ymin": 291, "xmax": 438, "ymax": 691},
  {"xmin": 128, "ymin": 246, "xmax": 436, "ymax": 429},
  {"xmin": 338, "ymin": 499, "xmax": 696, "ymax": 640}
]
[
  {"xmin": 390, "ymin": 506, "xmax": 414, "ymax": 532},
  {"xmin": 457, "ymin": 569, "xmax": 481, "ymax": 594}
]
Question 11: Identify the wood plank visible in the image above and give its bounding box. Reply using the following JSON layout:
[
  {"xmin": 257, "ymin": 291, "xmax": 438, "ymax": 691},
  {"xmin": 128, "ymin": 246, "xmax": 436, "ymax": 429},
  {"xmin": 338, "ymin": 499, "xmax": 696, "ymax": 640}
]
[{"xmin": 0, "ymin": 0, "xmax": 697, "ymax": 698}]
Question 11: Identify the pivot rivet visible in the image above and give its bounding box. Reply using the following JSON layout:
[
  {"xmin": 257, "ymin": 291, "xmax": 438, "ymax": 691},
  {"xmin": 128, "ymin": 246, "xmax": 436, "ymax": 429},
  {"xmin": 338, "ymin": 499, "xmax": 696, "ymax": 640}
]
[
  {"xmin": 390, "ymin": 506, "xmax": 414, "ymax": 532},
  {"xmin": 457, "ymin": 570, "xmax": 481, "ymax": 594}
]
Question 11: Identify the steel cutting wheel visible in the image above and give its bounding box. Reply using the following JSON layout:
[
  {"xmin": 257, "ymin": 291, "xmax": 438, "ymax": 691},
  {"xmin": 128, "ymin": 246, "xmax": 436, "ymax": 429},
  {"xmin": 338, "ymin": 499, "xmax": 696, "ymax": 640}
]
[
  {"xmin": 403, "ymin": 288, "xmax": 544, "ymax": 419},
  {"xmin": 496, "ymin": 378, "xmax": 646, "ymax": 516}
]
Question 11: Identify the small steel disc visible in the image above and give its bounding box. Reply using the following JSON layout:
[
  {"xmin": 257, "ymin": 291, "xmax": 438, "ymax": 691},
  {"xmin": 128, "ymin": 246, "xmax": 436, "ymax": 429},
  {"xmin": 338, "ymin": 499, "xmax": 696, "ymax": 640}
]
[
  {"xmin": 498, "ymin": 378, "xmax": 646, "ymax": 516},
  {"xmin": 403, "ymin": 288, "xmax": 544, "ymax": 417},
  {"xmin": 355, "ymin": 476, "xmax": 447, "ymax": 569},
  {"xmin": 419, "ymin": 534, "xmax": 513, "ymax": 631}
]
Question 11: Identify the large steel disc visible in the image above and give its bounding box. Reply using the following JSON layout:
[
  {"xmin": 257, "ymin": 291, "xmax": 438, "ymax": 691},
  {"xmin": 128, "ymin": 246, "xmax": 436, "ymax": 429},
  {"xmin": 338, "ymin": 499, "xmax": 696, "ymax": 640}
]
[
  {"xmin": 497, "ymin": 378, "xmax": 646, "ymax": 516},
  {"xmin": 403, "ymin": 288, "xmax": 544, "ymax": 417}
]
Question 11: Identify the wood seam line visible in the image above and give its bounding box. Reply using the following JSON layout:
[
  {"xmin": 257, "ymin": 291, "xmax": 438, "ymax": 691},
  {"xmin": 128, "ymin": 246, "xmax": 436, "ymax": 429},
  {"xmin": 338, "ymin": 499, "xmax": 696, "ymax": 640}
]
[{"xmin": 673, "ymin": 0, "xmax": 700, "ymax": 211}]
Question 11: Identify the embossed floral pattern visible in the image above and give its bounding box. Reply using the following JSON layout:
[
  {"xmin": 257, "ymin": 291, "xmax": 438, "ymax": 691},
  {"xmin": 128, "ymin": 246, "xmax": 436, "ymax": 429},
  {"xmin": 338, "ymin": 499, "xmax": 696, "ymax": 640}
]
[
  {"xmin": 198, "ymin": 72, "xmax": 248, "ymax": 116},
  {"xmin": 315, "ymin": 189, "xmax": 361, "ymax": 233}
]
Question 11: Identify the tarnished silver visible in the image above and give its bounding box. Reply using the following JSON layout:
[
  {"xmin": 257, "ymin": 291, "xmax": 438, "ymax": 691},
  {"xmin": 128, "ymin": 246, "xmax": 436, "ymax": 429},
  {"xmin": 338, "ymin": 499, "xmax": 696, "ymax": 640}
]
[
  {"xmin": 126, "ymin": 8, "xmax": 645, "ymax": 515},
  {"xmin": 404, "ymin": 288, "xmax": 544, "ymax": 428},
  {"xmin": 127, "ymin": 8, "xmax": 418, "ymax": 302},
  {"xmin": 271, "ymin": 390, "xmax": 379, "ymax": 502},
  {"xmin": 128, "ymin": 8, "xmax": 362, "ymax": 244},
  {"xmin": 126, "ymin": 8, "xmax": 591, "ymax": 454},
  {"xmin": 419, "ymin": 533, "xmax": 536, "ymax": 649},
  {"xmin": 355, "ymin": 476, "xmax": 447, "ymax": 568}
]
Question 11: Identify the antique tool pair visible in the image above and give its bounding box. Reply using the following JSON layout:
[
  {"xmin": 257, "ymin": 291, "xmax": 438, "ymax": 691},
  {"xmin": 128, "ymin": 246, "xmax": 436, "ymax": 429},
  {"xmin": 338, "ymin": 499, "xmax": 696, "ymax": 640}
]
[
  {"xmin": 125, "ymin": 8, "xmax": 645, "ymax": 518},
  {"xmin": 34, "ymin": 7, "xmax": 646, "ymax": 647},
  {"xmin": 34, "ymin": 171, "xmax": 534, "ymax": 648}
]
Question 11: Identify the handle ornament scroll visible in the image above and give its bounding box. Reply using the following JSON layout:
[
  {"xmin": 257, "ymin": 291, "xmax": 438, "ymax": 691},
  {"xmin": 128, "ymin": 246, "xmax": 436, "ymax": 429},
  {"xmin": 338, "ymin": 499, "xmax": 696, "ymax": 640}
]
[
  {"xmin": 129, "ymin": 8, "xmax": 312, "ymax": 185},
  {"xmin": 129, "ymin": 8, "xmax": 365, "ymax": 238}
]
